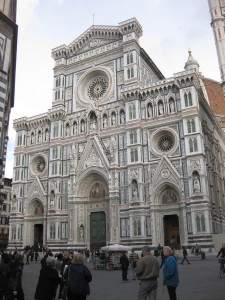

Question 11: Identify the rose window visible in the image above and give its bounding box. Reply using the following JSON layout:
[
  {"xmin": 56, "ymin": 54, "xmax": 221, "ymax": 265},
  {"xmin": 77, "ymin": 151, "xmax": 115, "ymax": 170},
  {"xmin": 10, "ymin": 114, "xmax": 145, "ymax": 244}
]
[
  {"xmin": 30, "ymin": 155, "xmax": 47, "ymax": 175},
  {"xmin": 87, "ymin": 78, "xmax": 108, "ymax": 101},
  {"xmin": 158, "ymin": 135, "xmax": 174, "ymax": 152}
]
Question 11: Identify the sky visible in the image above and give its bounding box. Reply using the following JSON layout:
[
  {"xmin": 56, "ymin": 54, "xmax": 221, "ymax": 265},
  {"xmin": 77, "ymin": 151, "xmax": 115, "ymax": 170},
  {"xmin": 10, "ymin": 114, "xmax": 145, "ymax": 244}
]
[{"xmin": 5, "ymin": 0, "xmax": 221, "ymax": 178}]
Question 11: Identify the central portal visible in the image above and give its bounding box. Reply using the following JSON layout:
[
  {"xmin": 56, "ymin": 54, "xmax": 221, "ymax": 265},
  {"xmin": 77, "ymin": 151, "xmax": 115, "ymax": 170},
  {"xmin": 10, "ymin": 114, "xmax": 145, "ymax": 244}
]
[
  {"xmin": 34, "ymin": 224, "xmax": 43, "ymax": 251},
  {"xmin": 90, "ymin": 211, "xmax": 106, "ymax": 251},
  {"xmin": 163, "ymin": 215, "xmax": 180, "ymax": 250}
]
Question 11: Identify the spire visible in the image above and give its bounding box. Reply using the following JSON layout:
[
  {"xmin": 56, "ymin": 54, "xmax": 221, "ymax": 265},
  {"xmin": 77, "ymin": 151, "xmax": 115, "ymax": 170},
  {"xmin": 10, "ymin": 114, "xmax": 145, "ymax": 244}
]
[{"xmin": 184, "ymin": 49, "xmax": 200, "ymax": 72}]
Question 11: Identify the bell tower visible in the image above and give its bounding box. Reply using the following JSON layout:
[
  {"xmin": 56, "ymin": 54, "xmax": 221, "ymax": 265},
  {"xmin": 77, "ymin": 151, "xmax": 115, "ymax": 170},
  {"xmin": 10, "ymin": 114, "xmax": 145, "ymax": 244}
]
[{"xmin": 208, "ymin": 0, "xmax": 225, "ymax": 95}]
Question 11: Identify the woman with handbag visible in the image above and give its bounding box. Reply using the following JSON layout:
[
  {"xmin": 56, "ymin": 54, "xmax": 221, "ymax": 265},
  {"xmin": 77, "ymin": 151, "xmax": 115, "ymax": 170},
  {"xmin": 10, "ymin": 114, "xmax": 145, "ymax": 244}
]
[{"xmin": 63, "ymin": 253, "xmax": 92, "ymax": 300}]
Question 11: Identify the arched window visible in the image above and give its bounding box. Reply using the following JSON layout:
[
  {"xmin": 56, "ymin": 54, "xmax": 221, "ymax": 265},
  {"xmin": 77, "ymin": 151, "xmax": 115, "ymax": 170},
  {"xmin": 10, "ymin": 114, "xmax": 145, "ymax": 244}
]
[
  {"xmin": 189, "ymin": 138, "xmax": 198, "ymax": 152},
  {"xmin": 11, "ymin": 226, "xmax": 16, "ymax": 240},
  {"xmin": 37, "ymin": 130, "xmax": 41, "ymax": 143},
  {"xmin": 188, "ymin": 92, "xmax": 193, "ymax": 106},
  {"xmin": 50, "ymin": 224, "xmax": 56, "ymax": 239},
  {"xmin": 187, "ymin": 119, "xmax": 196, "ymax": 133},
  {"xmin": 130, "ymin": 131, "xmax": 137, "ymax": 144},
  {"xmin": 184, "ymin": 91, "xmax": 193, "ymax": 107},
  {"xmin": 131, "ymin": 148, "xmax": 138, "ymax": 162},
  {"xmin": 131, "ymin": 67, "xmax": 134, "ymax": 77},
  {"xmin": 129, "ymin": 103, "xmax": 136, "ymax": 120},
  {"xmin": 196, "ymin": 214, "xmax": 205, "ymax": 232},
  {"xmin": 127, "ymin": 68, "xmax": 131, "ymax": 79},
  {"xmin": 184, "ymin": 92, "xmax": 188, "ymax": 107},
  {"xmin": 133, "ymin": 217, "xmax": 141, "ymax": 236}
]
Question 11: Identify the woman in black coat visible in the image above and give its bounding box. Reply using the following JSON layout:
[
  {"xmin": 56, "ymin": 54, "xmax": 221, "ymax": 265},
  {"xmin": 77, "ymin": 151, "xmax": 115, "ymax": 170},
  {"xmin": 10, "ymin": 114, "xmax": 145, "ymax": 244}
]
[
  {"xmin": 63, "ymin": 253, "xmax": 92, "ymax": 300},
  {"xmin": 34, "ymin": 256, "xmax": 61, "ymax": 300}
]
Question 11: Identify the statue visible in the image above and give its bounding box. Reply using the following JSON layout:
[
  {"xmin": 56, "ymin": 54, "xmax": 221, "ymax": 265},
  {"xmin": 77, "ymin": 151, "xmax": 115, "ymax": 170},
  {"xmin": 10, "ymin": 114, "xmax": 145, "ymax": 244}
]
[{"xmin": 193, "ymin": 176, "xmax": 200, "ymax": 193}]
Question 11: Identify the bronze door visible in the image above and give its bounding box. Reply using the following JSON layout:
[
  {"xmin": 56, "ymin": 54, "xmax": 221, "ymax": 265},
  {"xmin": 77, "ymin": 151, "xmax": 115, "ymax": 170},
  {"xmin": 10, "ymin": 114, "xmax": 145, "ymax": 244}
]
[{"xmin": 90, "ymin": 212, "xmax": 106, "ymax": 251}]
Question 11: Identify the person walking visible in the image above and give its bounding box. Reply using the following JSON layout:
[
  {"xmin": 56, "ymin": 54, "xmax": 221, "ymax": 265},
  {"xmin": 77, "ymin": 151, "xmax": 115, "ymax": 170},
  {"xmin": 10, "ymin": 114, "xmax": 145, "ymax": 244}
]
[
  {"xmin": 0, "ymin": 253, "xmax": 10, "ymax": 300},
  {"xmin": 163, "ymin": 246, "xmax": 179, "ymax": 300},
  {"xmin": 63, "ymin": 253, "xmax": 92, "ymax": 300},
  {"xmin": 34, "ymin": 256, "xmax": 61, "ymax": 300},
  {"xmin": 34, "ymin": 251, "xmax": 39, "ymax": 263},
  {"xmin": 129, "ymin": 249, "xmax": 139, "ymax": 280},
  {"xmin": 217, "ymin": 243, "xmax": 225, "ymax": 270},
  {"xmin": 180, "ymin": 247, "xmax": 190, "ymax": 265},
  {"xmin": 120, "ymin": 252, "xmax": 129, "ymax": 281},
  {"xmin": 5, "ymin": 254, "xmax": 25, "ymax": 300},
  {"xmin": 25, "ymin": 251, "xmax": 30, "ymax": 265},
  {"xmin": 135, "ymin": 245, "xmax": 159, "ymax": 300}
]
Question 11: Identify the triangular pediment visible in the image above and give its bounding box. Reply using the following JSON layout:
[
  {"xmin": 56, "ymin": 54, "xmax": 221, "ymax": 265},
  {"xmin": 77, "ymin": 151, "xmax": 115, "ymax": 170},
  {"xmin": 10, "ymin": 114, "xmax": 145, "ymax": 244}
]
[
  {"xmin": 77, "ymin": 136, "xmax": 110, "ymax": 175},
  {"xmin": 27, "ymin": 176, "xmax": 46, "ymax": 201},
  {"xmin": 62, "ymin": 24, "xmax": 123, "ymax": 57},
  {"xmin": 152, "ymin": 155, "xmax": 180, "ymax": 189}
]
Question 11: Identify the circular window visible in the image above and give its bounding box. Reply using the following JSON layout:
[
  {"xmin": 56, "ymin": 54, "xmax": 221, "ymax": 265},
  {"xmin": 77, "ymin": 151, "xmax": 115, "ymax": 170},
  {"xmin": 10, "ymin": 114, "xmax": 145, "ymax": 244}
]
[
  {"xmin": 30, "ymin": 155, "xmax": 47, "ymax": 176},
  {"xmin": 87, "ymin": 77, "xmax": 108, "ymax": 101},
  {"xmin": 77, "ymin": 67, "xmax": 113, "ymax": 108},
  {"xmin": 158, "ymin": 135, "xmax": 174, "ymax": 152},
  {"xmin": 150, "ymin": 128, "xmax": 178, "ymax": 156}
]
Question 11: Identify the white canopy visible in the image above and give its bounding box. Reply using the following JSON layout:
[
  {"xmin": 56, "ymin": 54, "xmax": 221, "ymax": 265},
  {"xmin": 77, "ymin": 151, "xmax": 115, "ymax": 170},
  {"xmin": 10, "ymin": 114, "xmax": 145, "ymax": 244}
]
[{"xmin": 101, "ymin": 243, "xmax": 132, "ymax": 252}]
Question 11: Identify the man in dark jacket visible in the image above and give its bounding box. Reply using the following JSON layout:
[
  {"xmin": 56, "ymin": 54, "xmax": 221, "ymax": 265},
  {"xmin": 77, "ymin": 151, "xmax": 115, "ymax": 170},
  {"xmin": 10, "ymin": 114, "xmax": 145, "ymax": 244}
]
[
  {"xmin": 0, "ymin": 253, "xmax": 10, "ymax": 300},
  {"xmin": 120, "ymin": 252, "xmax": 129, "ymax": 281},
  {"xmin": 180, "ymin": 247, "xmax": 190, "ymax": 265}
]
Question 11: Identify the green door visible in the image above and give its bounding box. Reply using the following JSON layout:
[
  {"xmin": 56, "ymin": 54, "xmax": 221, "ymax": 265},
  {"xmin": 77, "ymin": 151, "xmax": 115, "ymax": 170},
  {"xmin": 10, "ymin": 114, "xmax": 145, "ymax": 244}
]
[{"xmin": 90, "ymin": 212, "xmax": 106, "ymax": 251}]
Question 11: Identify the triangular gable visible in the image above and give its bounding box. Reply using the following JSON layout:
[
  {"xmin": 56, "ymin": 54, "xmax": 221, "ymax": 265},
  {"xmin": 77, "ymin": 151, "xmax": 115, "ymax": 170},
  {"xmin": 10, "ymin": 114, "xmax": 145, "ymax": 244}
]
[
  {"xmin": 27, "ymin": 176, "xmax": 46, "ymax": 200},
  {"xmin": 77, "ymin": 136, "xmax": 110, "ymax": 175},
  {"xmin": 152, "ymin": 155, "xmax": 180, "ymax": 189},
  {"xmin": 68, "ymin": 25, "xmax": 122, "ymax": 53}
]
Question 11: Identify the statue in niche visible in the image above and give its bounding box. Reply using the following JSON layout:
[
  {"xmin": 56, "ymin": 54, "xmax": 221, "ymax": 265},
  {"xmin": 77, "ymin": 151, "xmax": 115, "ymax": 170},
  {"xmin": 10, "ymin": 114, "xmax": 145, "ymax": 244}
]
[
  {"xmin": 45, "ymin": 130, "xmax": 49, "ymax": 141},
  {"xmin": 158, "ymin": 103, "xmax": 164, "ymax": 115},
  {"xmin": 193, "ymin": 176, "xmax": 201, "ymax": 193},
  {"xmin": 147, "ymin": 104, "xmax": 152, "ymax": 117},
  {"xmin": 90, "ymin": 116, "xmax": 97, "ymax": 130},
  {"xmin": 169, "ymin": 100, "xmax": 175, "ymax": 112},
  {"xmin": 120, "ymin": 111, "xmax": 125, "ymax": 124},
  {"xmin": 132, "ymin": 180, "xmax": 138, "ymax": 200},
  {"xmin": 110, "ymin": 136, "xmax": 116, "ymax": 160},
  {"xmin": 103, "ymin": 115, "xmax": 108, "ymax": 128},
  {"xmin": 81, "ymin": 121, "xmax": 85, "ymax": 133},
  {"xmin": 50, "ymin": 191, "xmax": 55, "ymax": 207},
  {"xmin": 111, "ymin": 113, "xmax": 116, "ymax": 126},
  {"xmin": 79, "ymin": 225, "xmax": 84, "ymax": 239},
  {"xmin": 69, "ymin": 143, "xmax": 77, "ymax": 172},
  {"xmin": 73, "ymin": 122, "xmax": 77, "ymax": 134},
  {"xmin": 31, "ymin": 134, "xmax": 34, "ymax": 144}
]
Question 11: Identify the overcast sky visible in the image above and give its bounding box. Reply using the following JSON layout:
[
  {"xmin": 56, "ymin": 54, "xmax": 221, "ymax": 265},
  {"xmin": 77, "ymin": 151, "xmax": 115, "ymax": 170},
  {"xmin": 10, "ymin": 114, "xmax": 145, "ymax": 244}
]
[{"xmin": 5, "ymin": 0, "xmax": 221, "ymax": 178}]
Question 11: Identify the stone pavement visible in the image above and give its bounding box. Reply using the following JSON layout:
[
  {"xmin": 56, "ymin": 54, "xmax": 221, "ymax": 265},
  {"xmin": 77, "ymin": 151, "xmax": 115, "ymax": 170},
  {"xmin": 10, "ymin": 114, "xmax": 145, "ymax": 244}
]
[{"xmin": 22, "ymin": 254, "xmax": 225, "ymax": 300}]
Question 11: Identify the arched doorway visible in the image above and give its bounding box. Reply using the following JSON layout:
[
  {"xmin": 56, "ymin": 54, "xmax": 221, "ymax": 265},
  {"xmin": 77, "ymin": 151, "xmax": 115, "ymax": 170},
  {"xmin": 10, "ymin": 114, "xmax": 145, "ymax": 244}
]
[
  {"xmin": 163, "ymin": 215, "xmax": 180, "ymax": 250},
  {"xmin": 34, "ymin": 224, "xmax": 43, "ymax": 251}
]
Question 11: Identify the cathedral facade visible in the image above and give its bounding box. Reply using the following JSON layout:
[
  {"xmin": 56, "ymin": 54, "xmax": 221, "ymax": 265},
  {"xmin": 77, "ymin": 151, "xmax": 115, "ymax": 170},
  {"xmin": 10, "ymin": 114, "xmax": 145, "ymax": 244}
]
[{"xmin": 8, "ymin": 18, "xmax": 225, "ymax": 251}]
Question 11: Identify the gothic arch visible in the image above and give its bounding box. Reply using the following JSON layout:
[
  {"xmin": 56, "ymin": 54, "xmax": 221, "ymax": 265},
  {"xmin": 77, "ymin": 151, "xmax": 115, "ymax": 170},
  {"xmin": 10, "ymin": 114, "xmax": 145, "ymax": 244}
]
[
  {"xmin": 77, "ymin": 169, "xmax": 109, "ymax": 198},
  {"xmin": 27, "ymin": 199, "xmax": 44, "ymax": 216},
  {"xmin": 152, "ymin": 183, "xmax": 181, "ymax": 205}
]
